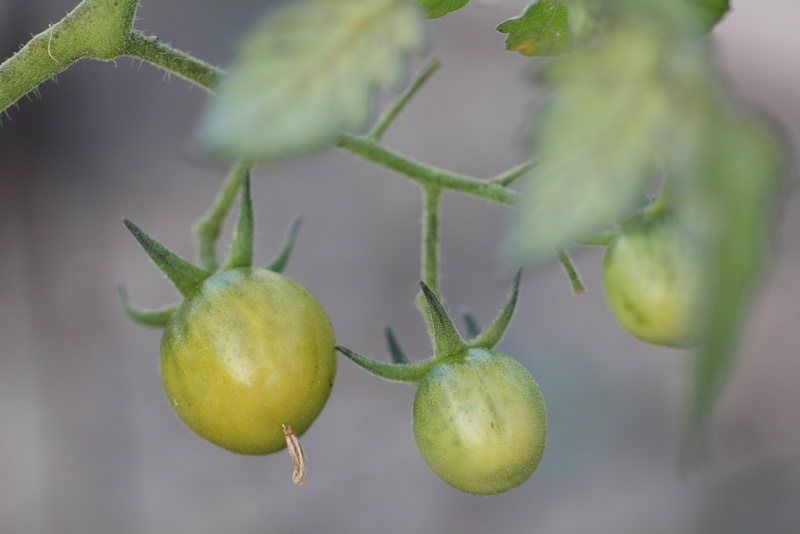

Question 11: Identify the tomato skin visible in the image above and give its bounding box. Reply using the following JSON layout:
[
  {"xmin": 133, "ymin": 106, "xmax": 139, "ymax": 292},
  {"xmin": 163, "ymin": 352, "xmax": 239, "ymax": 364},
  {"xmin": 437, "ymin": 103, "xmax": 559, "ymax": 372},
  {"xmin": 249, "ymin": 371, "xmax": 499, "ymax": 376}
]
[
  {"xmin": 413, "ymin": 348, "xmax": 547, "ymax": 495},
  {"xmin": 159, "ymin": 268, "xmax": 336, "ymax": 455},
  {"xmin": 602, "ymin": 215, "xmax": 703, "ymax": 348}
]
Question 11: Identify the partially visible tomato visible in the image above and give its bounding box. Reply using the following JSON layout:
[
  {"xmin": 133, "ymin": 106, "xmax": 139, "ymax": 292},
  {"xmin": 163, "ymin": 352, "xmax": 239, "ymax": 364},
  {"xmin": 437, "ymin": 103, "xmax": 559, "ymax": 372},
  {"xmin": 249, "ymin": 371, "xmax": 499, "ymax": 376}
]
[
  {"xmin": 412, "ymin": 347, "xmax": 546, "ymax": 495},
  {"xmin": 602, "ymin": 215, "xmax": 704, "ymax": 348},
  {"xmin": 160, "ymin": 267, "xmax": 336, "ymax": 454}
]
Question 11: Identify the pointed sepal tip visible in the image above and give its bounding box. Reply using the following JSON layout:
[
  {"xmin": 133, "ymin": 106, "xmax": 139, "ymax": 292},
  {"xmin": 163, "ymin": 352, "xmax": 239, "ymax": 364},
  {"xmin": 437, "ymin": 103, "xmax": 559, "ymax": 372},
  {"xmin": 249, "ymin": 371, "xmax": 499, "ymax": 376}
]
[{"xmin": 419, "ymin": 281, "xmax": 467, "ymax": 359}]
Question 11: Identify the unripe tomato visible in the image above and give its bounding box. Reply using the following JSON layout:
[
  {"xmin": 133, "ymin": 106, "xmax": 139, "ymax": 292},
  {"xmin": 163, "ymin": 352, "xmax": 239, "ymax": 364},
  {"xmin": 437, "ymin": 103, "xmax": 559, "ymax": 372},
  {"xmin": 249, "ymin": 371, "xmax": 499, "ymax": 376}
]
[
  {"xmin": 159, "ymin": 268, "xmax": 336, "ymax": 454},
  {"xmin": 413, "ymin": 348, "xmax": 547, "ymax": 495},
  {"xmin": 602, "ymin": 215, "xmax": 704, "ymax": 348}
]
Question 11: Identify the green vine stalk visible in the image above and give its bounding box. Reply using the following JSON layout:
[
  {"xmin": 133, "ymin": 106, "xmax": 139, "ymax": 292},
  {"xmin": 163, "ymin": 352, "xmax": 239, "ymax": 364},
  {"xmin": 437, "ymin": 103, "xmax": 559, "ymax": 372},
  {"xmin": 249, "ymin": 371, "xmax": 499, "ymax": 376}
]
[
  {"xmin": 2, "ymin": 0, "xmax": 786, "ymax": 472},
  {"xmin": 0, "ymin": 0, "xmax": 580, "ymax": 307}
]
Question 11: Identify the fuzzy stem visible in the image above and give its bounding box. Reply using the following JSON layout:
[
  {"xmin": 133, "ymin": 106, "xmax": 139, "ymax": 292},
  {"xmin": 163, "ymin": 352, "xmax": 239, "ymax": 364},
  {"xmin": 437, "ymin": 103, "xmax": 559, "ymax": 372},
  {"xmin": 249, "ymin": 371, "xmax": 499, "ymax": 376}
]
[
  {"xmin": 556, "ymin": 248, "xmax": 585, "ymax": 295},
  {"xmin": 368, "ymin": 58, "xmax": 440, "ymax": 141},
  {"xmin": 0, "ymin": 0, "xmax": 140, "ymax": 112},
  {"xmin": 122, "ymin": 31, "xmax": 222, "ymax": 93},
  {"xmin": 219, "ymin": 169, "xmax": 254, "ymax": 270},
  {"xmin": 336, "ymin": 134, "xmax": 519, "ymax": 207},
  {"xmin": 490, "ymin": 159, "xmax": 537, "ymax": 186},
  {"xmin": 421, "ymin": 186, "xmax": 442, "ymax": 294},
  {"xmin": 192, "ymin": 161, "xmax": 249, "ymax": 270}
]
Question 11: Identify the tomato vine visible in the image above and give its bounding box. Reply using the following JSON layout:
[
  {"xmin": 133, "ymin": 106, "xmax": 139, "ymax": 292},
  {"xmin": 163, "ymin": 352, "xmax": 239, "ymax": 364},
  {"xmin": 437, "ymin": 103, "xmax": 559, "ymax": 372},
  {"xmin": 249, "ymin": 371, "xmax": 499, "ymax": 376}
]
[{"xmin": 0, "ymin": 0, "xmax": 787, "ymax": 494}]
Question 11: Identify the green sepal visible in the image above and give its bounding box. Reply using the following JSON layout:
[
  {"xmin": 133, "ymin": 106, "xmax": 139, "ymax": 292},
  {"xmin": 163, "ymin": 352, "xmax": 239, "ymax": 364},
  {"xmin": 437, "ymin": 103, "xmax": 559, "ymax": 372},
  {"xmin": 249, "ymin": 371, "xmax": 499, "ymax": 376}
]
[
  {"xmin": 460, "ymin": 309, "xmax": 482, "ymax": 340},
  {"xmin": 122, "ymin": 218, "xmax": 212, "ymax": 298},
  {"xmin": 192, "ymin": 162, "xmax": 248, "ymax": 271},
  {"xmin": 116, "ymin": 282, "xmax": 178, "ymax": 328},
  {"xmin": 336, "ymin": 346, "xmax": 433, "ymax": 383},
  {"xmin": 266, "ymin": 216, "xmax": 303, "ymax": 273},
  {"xmin": 220, "ymin": 169, "xmax": 255, "ymax": 271},
  {"xmin": 684, "ymin": 0, "xmax": 729, "ymax": 31},
  {"xmin": 384, "ymin": 325, "xmax": 409, "ymax": 364},
  {"xmin": 419, "ymin": 281, "xmax": 467, "ymax": 359},
  {"xmin": 467, "ymin": 270, "xmax": 522, "ymax": 350}
]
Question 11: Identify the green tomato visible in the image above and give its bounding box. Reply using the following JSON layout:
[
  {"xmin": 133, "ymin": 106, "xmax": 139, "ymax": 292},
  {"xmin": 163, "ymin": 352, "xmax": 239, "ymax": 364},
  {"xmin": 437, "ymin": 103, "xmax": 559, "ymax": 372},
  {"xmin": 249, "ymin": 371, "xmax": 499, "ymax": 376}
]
[
  {"xmin": 159, "ymin": 268, "xmax": 336, "ymax": 454},
  {"xmin": 602, "ymin": 215, "xmax": 704, "ymax": 348},
  {"xmin": 413, "ymin": 348, "xmax": 547, "ymax": 495}
]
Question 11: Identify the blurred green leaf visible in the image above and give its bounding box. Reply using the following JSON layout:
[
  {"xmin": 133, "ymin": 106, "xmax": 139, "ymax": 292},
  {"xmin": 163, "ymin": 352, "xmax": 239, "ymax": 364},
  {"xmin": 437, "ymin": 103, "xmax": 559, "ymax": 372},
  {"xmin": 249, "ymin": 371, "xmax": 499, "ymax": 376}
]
[
  {"xmin": 415, "ymin": 0, "xmax": 469, "ymax": 19},
  {"xmin": 683, "ymin": 0, "xmax": 729, "ymax": 30},
  {"xmin": 605, "ymin": 0, "xmax": 729, "ymax": 28},
  {"xmin": 511, "ymin": 22, "xmax": 713, "ymax": 261},
  {"xmin": 497, "ymin": 0, "xmax": 571, "ymax": 57},
  {"xmin": 679, "ymin": 115, "xmax": 782, "ymax": 438},
  {"xmin": 200, "ymin": 0, "xmax": 426, "ymax": 162},
  {"xmin": 512, "ymin": 0, "xmax": 781, "ymax": 438}
]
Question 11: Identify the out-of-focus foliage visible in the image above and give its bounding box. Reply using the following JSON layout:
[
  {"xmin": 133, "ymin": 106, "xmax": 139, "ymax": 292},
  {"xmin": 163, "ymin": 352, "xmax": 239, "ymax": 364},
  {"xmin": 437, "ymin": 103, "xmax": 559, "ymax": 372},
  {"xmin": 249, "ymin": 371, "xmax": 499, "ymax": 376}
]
[
  {"xmin": 415, "ymin": 0, "xmax": 469, "ymax": 19},
  {"xmin": 200, "ymin": 0, "xmax": 426, "ymax": 162},
  {"xmin": 511, "ymin": 0, "xmax": 781, "ymax": 437}
]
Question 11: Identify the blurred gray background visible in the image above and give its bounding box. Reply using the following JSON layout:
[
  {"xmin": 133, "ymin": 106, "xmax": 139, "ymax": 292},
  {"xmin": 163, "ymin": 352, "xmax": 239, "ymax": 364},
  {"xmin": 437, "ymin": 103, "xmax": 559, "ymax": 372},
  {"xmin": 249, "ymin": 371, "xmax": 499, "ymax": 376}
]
[{"xmin": 1, "ymin": 1, "xmax": 799, "ymax": 533}]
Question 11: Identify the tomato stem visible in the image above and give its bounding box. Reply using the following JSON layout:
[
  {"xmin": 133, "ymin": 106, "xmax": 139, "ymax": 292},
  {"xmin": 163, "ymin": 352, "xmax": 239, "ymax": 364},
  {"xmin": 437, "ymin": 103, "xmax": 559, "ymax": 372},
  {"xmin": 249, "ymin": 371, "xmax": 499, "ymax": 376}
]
[
  {"xmin": 122, "ymin": 31, "xmax": 223, "ymax": 93},
  {"xmin": 420, "ymin": 186, "xmax": 442, "ymax": 298},
  {"xmin": 555, "ymin": 248, "xmax": 585, "ymax": 295},
  {"xmin": 220, "ymin": 169, "xmax": 255, "ymax": 270},
  {"xmin": 336, "ymin": 134, "xmax": 520, "ymax": 207},
  {"xmin": 0, "ymin": 2, "xmax": 224, "ymax": 114},
  {"xmin": 0, "ymin": 0, "xmax": 141, "ymax": 112},
  {"xmin": 368, "ymin": 58, "xmax": 441, "ymax": 142},
  {"xmin": 489, "ymin": 159, "xmax": 537, "ymax": 187},
  {"xmin": 193, "ymin": 161, "xmax": 249, "ymax": 271}
]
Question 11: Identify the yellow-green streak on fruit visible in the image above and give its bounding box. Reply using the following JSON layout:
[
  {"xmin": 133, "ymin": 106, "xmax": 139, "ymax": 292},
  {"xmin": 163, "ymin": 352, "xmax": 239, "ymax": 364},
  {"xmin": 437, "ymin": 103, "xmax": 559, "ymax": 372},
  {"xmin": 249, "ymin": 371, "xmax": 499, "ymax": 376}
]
[
  {"xmin": 413, "ymin": 348, "xmax": 546, "ymax": 495},
  {"xmin": 602, "ymin": 215, "xmax": 704, "ymax": 348},
  {"xmin": 160, "ymin": 268, "xmax": 336, "ymax": 454}
]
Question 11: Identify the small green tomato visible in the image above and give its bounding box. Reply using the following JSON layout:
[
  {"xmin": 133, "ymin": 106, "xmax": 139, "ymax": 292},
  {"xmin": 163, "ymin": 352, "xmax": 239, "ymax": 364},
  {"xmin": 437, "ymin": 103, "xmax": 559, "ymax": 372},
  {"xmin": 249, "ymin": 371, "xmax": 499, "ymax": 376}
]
[
  {"xmin": 160, "ymin": 267, "xmax": 336, "ymax": 455},
  {"xmin": 413, "ymin": 347, "xmax": 547, "ymax": 495},
  {"xmin": 602, "ymin": 215, "xmax": 704, "ymax": 348}
]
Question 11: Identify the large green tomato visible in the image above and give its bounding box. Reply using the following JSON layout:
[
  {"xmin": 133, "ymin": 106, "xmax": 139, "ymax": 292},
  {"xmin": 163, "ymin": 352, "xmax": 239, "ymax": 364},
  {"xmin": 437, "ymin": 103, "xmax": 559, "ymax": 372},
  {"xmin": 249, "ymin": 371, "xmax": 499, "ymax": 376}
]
[
  {"xmin": 413, "ymin": 348, "xmax": 547, "ymax": 495},
  {"xmin": 602, "ymin": 215, "xmax": 704, "ymax": 348},
  {"xmin": 160, "ymin": 268, "xmax": 336, "ymax": 455}
]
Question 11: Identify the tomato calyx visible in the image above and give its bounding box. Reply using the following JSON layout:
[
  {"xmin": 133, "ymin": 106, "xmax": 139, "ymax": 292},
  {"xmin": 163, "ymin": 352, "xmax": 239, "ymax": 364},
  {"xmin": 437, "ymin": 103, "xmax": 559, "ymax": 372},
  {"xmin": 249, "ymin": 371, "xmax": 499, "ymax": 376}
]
[
  {"xmin": 122, "ymin": 217, "xmax": 214, "ymax": 298},
  {"xmin": 335, "ymin": 270, "xmax": 522, "ymax": 383},
  {"xmin": 120, "ymin": 163, "xmax": 337, "ymax": 459},
  {"xmin": 337, "ymin": 271, "xmax": 546, "ymax": 495},
  {"xmin": 118, "ymin": 165, "xmax": 302, "ymax": 327}
]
